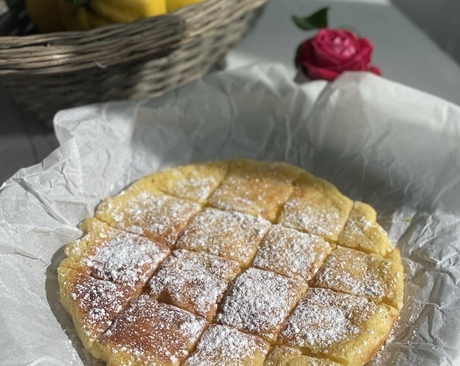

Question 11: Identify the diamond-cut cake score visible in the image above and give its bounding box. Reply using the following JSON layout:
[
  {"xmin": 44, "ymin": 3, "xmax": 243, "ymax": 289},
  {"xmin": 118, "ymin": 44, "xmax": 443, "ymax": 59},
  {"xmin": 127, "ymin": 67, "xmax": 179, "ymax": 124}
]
[{"xmin": 58, "ymin": 159, "xmax": 404, "ymax": 366}]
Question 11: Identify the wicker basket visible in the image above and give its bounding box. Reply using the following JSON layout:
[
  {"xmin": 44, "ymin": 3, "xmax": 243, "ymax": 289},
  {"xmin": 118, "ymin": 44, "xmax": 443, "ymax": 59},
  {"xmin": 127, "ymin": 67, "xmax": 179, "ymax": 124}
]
[{"xmin": 0, "ymin": 0, "xmax": 267, "ymax": 126}]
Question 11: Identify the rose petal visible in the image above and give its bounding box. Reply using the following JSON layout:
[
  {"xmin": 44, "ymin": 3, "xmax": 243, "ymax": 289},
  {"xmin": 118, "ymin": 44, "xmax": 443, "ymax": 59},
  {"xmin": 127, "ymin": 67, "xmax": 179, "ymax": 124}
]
[
  {"xmin": 299, "ymin": 60, "xmax": 341, "ymax": 81},
  {"xmin": 313, "ymin": 28, "xmax": 361, "ymax": 65},
  {"xmin": 358, "ymin": 37, "xmax": 374, "ymax": 52},
  {"xmin": 333, "ymin": 31, "xmax": 359, "ymax": 59},
  {"xmin": 317, "ymin": 40, "xmax": 355, "ymax": 63},
  {"xmin": 314, "ymin": 44, "xmax": 342, "ymax": 67},
  {"xmin": 368, "ymin": 65, "xmax": 382, "ymax": 76},
  {"xmin": 296, "ymin": 39, "xmax": 317, "ymax": 67},
  {"xmin": 340, "ymin": 43, "xmax": 372, "ymax": 70}
]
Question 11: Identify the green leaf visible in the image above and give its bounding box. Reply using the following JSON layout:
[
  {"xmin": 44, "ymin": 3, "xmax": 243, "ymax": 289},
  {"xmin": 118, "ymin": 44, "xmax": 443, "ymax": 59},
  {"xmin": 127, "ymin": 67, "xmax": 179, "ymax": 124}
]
[{"xmin": 292, "ymin": 7, "xmax": 329, "ymax": 31}]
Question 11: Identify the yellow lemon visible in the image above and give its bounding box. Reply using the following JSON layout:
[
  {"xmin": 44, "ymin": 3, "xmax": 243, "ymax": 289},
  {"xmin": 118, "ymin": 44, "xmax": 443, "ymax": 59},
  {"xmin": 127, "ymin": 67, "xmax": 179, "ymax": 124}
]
[
  {"xmin": 60, "ymin": 0, "xmax": 167, "ymax": 31},
  {"xmin": 167, "ymin": 0, "xmax": 203, "ymax": 12},
  {"xmin": 26, "ymin": 0, "xmax": 65, "ymax": 33}
]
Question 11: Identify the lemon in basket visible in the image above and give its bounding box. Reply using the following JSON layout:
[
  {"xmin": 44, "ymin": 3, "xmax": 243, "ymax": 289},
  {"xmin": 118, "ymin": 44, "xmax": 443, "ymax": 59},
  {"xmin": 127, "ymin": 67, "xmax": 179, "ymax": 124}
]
[
  {"xmin": 26, "ymin": 0, "xmax": 65, "ymax": 33},
  {"xmin": 167, "ymin": 0, "xmax": 203, "ymax": 12},
  {"xmin": 60, "ymin": 0, "xmax": 167, "ymax": 31}
]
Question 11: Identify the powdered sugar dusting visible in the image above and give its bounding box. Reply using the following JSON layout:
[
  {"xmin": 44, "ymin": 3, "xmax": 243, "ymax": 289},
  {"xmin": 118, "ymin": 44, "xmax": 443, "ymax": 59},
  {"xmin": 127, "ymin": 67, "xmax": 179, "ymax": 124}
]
[
  {"xmin": 176, "ymin": 208, "xmax": 271, "ymax": 265},
  {"xmin": 184, "ymin": 325, "xmax": 269, "ymax": 366},
  {"xmin": 68, "ymin": 273, "xmax": 133, "ymax": 343},
  {"xmin": 100, "ymin": 296, "xmax": 206, "ymax": 365},
  {"xmin": 340, "ymin": 216, "xmax": 371, "ymax": 245},
  {"xmin": 208, "ymin": 160, "xmax": 297, "ymax": 221},
  {"xmin": 82, "ymin": 231, "xmax": 169, "ymax": 288},
  {"xmin": 253, "ymin": 225, "xmax": 332, "ymax": 282},
  {"xmin": 148, "ymin": 162, "xmax": 228, "ymax": 203},
  {"xmin": 280, "ymin": 198, "xmax": 341, "ymax": 239},
  {"xmin": 278, "ymin": 185, "xmax": 352, "ymax": 241},
  {"xmin": 148, "ymin": 249, "xmax": 240, "ymax": 320},
  {"xmin": 217, "ymin": 268, "xmax": 307, "ymax": 341},
  {"xmin": 107, "ymin": 191, "xmax": 202, "ymax": 246},
  {"xmin": 312, "ymin": 247, "xmax": 384, "ymax": 299},
  {"xmin": 279, "ymin": 288, "xmax": 376, "ymax": 353},
  {"xmin": 338, "ymin": 202, "xmax": 392, "ymax": 256},
  {"xmin": 62, "ymin": 160, "xmax": 402, "ymax": 365},
  {"xmin": 167, "ymin": 174, "xmax": 221, "ymax": 203}
]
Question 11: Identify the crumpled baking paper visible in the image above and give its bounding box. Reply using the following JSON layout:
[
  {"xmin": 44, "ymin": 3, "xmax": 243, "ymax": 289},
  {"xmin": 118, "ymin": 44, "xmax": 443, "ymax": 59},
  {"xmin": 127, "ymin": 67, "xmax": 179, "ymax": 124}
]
[{"xmin": 1, "ymin": 63, "xmax": 459, "ymax": 366}]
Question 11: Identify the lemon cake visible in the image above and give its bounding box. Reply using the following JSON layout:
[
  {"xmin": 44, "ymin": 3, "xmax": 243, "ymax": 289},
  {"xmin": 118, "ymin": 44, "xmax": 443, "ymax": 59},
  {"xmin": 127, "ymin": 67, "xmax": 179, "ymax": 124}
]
[{"xmin": 58, "ymin": 159, "xmax": 404, "ymax": 366}]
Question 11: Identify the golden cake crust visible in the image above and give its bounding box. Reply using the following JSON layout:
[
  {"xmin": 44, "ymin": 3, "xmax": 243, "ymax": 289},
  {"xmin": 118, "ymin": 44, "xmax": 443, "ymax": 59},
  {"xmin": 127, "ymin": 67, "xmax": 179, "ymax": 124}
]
[
  {"xmin": 58, "ymin": 159, "xmax": 404, "ymax": 366},
  {"xmin": 265, "ymin": 346, "xmax": 343, "ymax": 366}
]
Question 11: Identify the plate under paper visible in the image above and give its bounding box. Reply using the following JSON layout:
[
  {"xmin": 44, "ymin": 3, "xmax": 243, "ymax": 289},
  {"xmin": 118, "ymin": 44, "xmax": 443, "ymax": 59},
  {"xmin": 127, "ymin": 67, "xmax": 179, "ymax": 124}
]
[{"xmin": 1, "ymin": 63, "xmax": 460, "ymax": 366}]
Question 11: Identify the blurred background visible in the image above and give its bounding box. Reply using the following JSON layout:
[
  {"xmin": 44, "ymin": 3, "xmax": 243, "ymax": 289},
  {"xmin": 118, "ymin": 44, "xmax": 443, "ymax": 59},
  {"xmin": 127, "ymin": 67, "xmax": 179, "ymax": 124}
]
[
  {"xmin": 1, "ymin": 0, "xmax": 459, "ymax": 184},
  {"xmin": 1, "ymin": 0, "xmax": 459, "ymax": 65},
  {"xmin": 391, "ymin": 0, "xmax": 460, "ymax": 64}
]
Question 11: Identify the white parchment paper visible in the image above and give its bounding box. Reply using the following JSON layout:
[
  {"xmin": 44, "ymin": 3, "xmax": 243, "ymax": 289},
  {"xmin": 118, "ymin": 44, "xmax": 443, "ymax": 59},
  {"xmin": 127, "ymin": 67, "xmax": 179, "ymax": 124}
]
[{"xmin": 1, "ymin": 64, "xmax": 459, "ymax": 366}]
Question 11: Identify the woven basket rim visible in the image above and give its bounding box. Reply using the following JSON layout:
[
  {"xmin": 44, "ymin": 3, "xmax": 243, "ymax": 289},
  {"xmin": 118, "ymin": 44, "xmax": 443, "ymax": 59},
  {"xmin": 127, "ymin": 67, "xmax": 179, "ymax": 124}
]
[
  {"xmin": 0, "ymin": 0, "xmax": 267, "ymax": 76},
  {"xmin": 1, "ymin": 0, "xmax": 267, "ymax": 125},
  {"xmin": 0, "ymin": 0, "xmax": 265, "ymax": 42}
]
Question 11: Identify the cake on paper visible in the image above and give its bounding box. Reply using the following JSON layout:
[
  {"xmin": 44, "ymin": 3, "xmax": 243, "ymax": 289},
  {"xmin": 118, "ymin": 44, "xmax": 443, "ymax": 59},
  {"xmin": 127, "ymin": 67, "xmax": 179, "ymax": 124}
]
[{"xmin": 58, "ymin": 159, "xmax": 404, "ymax": 366}]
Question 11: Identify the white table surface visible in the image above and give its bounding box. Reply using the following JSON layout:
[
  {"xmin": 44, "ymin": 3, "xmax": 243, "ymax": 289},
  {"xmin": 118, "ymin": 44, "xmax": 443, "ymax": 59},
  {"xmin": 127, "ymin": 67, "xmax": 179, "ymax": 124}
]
[{"xmin": 1, "ymin": 0, "xmax": 460, "ymax": 185}]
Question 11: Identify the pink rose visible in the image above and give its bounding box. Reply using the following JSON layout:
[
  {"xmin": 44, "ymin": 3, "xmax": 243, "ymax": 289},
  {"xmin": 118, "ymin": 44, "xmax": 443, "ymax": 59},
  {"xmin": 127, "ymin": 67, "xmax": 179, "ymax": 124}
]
[{"xmin": 296, "ymin": 28, "xmax": 381, "ymax": 81}]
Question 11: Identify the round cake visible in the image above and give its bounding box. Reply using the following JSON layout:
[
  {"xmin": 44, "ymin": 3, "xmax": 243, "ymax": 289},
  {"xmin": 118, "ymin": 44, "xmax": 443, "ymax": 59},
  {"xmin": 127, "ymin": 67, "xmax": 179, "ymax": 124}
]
[{"xmin": 58, "ymin": 159, "xmax": 404, "ymax": 366}]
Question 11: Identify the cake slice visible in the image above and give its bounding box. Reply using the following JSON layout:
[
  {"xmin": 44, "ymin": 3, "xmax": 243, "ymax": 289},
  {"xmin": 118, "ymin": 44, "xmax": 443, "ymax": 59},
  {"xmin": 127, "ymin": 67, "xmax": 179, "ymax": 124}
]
[
  {"xmin": 252, "ymin": 225, "xmax": 332, "ymax": 282},
  {"xmin": 184, "ymin": 324, "xmax": 270, "ymax": 366},
  {"xmin": 337, "ymin": 201, "xmax": 393, "ymax": 257},
  {"xmin": 208, "ymin": 159, "xmax": 301, "ymax": 221},
  {"xmin": 61, "ymin": 218, "xmax": 170, "ymax": 292},
  {"xmin": 58, "ymin": 267, "xmax": 135, "ymax": 351},
  {"xmin": 147, "ymin": 249, "xmax": 240, "ymax": 320},
  {"xmin": 176, "ymin": 207, "xmax": 270, "ymax": 267},
  {"xmin": 277, "ymin": 172, "xmax": 353, "ymax": 241},
  {"xmin": 95, "ymin": 185, "xmax": 202, "ymax": 246},
  {"xmin": 140, "ymin": 160, "xmax": 229, "ymax": 203},
  {"xmin": 217, "ymin": 268, "xmax": 307, "ymax": 342},
  {"xmin": 278, "ymin": 288, "xmax": 399, "ymax": 366},
  {"xmin": 92, "ymin": 296, "xmax": 207, "ymax": 366},
  {"xmin": 311, "ymin": 246, "xmax": 404, "ymax": 311}
]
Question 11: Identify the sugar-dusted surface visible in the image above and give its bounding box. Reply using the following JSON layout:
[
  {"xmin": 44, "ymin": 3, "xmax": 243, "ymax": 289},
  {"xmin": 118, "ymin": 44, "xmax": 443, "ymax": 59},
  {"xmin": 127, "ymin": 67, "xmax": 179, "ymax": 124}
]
[
  {"xmin": 58, "ymin": 159, "xmax": 403, "ymax": 366},
  {"xmin": 312, "ymin": 246, "xmax": 404, "ymax": 310},
  {"xmin": 176, "ymin": 207, "xmax": 271, "ymax": 266},
  {"xmin": 63, "ymin": 218, "xmax": 170, "ymax": 290},
  {"xmin": 264, "ymin": 346, "xmax": 344, "ymax": 366},
  {"xmin": 58, "ymin": 267, "xmax": 135, "ymax": 349},
  {"xmin": 253, "ymin": 225, "xmax": 332, "ymax": 282},
  {"xmin": 63, "ymin": 218, "xmax": 113, "ymax": 259},
  {"xmin": 148, "ymin": 249, "xmax": 240, "ymax": 320},
  {"xmin": 208, "ymin": 159, "xmax": 301, "ymax": 221},
  {"xmin": 278, "ymin": 288, "xmax": 397, "ymax": 365},
  {"xmin": 94, "ymin": 296, "xmax": 207, "ymax": 366},
  {"xmin": 184, "ymin": 324, "xmax": 270, "ymax": 366},
  {"xmin": 278, "ymin": 173, "xmax": 353, "ymax": 242},
  {"xmin": 81, "ymin": 233, "xmax": 169, "ymax": 289},
  {"xmin": 280, "ymin": 288, "xmax": 370, "ymax": 352},
  {"xmin": 217, "ymin": 268, "xmax": 307, "ymax": 342},
  {"xmin": 95, "ymin": 187, "xmax": 202, "ymax": 246},
  {"xmin": 338, "ymin": 201, "xmax": 393, "ymax": 257},
  {"xmin": 312, "ymin": 247, "xmax": 383, "ymax": 299},
  {"xmin": 144, "ymin": 161, "xmax": 229, "ymax": 203}
]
